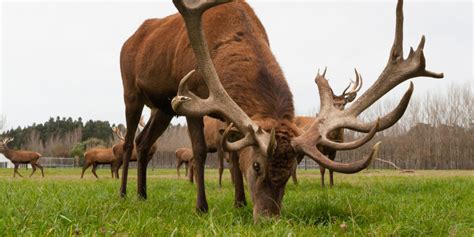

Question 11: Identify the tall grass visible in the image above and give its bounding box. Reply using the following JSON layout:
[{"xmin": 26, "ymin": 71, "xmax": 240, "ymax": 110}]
[{"xmin": 0, "ymin": 168, "xmax": 472, "ymax": 236}]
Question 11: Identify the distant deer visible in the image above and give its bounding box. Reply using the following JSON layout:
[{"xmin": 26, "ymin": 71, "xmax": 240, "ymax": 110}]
[
  {"xmin": 178, "ymin": 117, "xmax": 236, "ymax": 187},
  {"xmin": 80, "ymin": 125, "xmax": 136, "ymax": 179},
  {"xmin": 0, "ymin": 137, "xmax": 44, "ymax": 178},
  {"xmin": 292, "ymin": 77, "xmax": 362, "ymax": 187},
  {"xmin": 203, "ymin": 116, "xmax": 235, "ymax": 187},
  {"xmin": 175, "ymin": 147, "xmax": 193, "ymax": 180},
  {"xmin": 112, "ymin": 117, "xmax": 156, "ymax": 177},
  {"xmin": 81, "ymin": 146, "xmax": 119, "ymax": 179}
]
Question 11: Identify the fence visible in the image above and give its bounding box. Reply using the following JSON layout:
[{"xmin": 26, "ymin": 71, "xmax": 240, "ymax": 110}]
[{"xmin": 38, "ymin": 157, "xmax": 76, "ymax": 168}]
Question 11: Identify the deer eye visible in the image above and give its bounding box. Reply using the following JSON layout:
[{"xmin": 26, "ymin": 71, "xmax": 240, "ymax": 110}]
[{"xmin": 252, "ymin": 162, "xmax": 261, "ymax": 173}]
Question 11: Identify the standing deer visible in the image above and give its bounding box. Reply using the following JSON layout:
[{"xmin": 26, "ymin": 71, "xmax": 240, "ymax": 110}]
[
  {"xmin": 80, "ymin": 126, "xmax": 132, "ymax": 179},
  {"xmin": 176, "ymin": 117, "xmax": 236, "ymax": 187},
  {"xmin": 111, "ymin": 118, "xmax": 156, "ymax": 177},
  {"xmin": 175, "ymin": 147, "xmax": 193, "ymax": 180},
  {"xmin": 292, "ymin": 77, "xmax": 362, "ymax": 186},
  {"xmin": 203, "ymin": 116, "xmax": 235, "ymax": 187},
  {"xmin": 0, "ymin": 137, "xmax": 44, "ymax": 178},
  {"xmin": 120, "ymin": 0, "xmax": 442, "ymax": 220}
]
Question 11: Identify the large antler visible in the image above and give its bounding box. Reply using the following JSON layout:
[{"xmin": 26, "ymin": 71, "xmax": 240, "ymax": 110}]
[
  {"xmin": 112, "ymin": 127, "xmax": 125, "ymax": 141},
  {"xmin": 292, "ymin": 0, "xmax": 443, "ymax": 173},
  {"xmin": 340, "ymin": 69, "xmax": 363, "ymax": 103},
  {"xmin": 2, "ymin": 137, "xmax": 14, "ymax": 144},
  {"xmin": 170, "ymin": 0, "xmax": 276, "ymax": 157}
]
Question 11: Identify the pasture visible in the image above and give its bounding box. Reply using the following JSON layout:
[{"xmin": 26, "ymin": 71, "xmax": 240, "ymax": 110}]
[{"xmin": 0, "ymin": 168, "xmax": 472, "ymax": 236}]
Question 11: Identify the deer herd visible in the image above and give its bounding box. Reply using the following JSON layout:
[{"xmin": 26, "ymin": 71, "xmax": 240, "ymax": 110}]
[{"xmin": 0, "ymin": 0, "xmax": 442, "ymax": 221}]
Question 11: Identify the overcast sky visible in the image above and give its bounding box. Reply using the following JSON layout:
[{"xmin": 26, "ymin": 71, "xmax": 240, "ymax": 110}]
[{"xmin": 1, "ymin": 0, "xmax": 472, "ymax": 131}]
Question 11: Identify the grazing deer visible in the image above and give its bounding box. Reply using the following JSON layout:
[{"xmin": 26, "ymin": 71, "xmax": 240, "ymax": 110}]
[
  {"xmin": 0, "ymin": 137, "xmax": 44, "ymax": 178},
  {"xmin": 175, "ymin": 147, "xmax": 193, "ymax": 181},
  {"xmin": 292, "ymin": 77, "xmax": 362, "ymax": 186},
  {"xmin": 120, "ymin": 0, "xmax": 442, "ymax": 220}
]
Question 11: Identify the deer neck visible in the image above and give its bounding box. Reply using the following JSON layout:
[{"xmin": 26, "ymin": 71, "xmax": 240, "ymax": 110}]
[{"xmin": 0, "ymin": 147, "xmax": 13, "ymax": 160}]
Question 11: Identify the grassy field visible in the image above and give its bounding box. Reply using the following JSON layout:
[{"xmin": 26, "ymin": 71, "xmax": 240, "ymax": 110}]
[{"xmin": 0, "ymin": 168, "xmax": 472, "ymax": 236}]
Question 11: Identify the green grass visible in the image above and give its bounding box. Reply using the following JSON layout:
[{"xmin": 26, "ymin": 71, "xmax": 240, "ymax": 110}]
[{"xmin": 0, "ymin": 168, "xmax": 472, "ymax": 236}]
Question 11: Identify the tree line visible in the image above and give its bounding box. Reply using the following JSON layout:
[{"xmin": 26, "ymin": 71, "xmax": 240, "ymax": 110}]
[
  {"xmin": 1, "ymin": 117, "xmax": 117, "ymax": 157},
  {"xmin": 1, "ymin": 82, "xmax": 472, "ymax": 169}
]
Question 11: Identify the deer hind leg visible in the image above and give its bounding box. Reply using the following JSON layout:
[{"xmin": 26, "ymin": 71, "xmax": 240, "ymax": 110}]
[
  {"xmin": 114, "ymin": 167, "xmax": 120, "ymax": 180},
  {"xmin": 112, "ymin": 161, "xmax": 120, "ymax": 180},
  {"xmin": 231, "ymin": 151, "xmax": 246, "ymax": 207},
  {"xmin": 185, "ymin": 162, "xmax": 189, "ymax": 177},
  {"xmin": 319, "ymin": 166, "xmax": 326, "ymax": 188},
  {"xmin": 36, "ymin": 163, "xmax": 44, "ymax": 177},
  {"xmin": 188, "ymin": 162, "xmax": 194, "ymax": 183},
  {"xmin": 29, "ymin": 162, "xmax": 37, "ymax": 177},
  {"xmin": 291, "ymin": 167, "xmax": 298, "ymax": 185},
  {"xmin": 328, "ymin": 151, "xmax": 336, "ymax": 187},
  {"xmin": 135, "ymin": 109, "xmax": 172, "ymax": 200},
  {"xmin": 92, "ymin": 163, "xmax": 99, "ymax": 179},
  {"xmin": 186, "ymin": 117, "xmax": 209, "ymax": 213},
  {"xmin": 120, "ymin": 94, "xmax": 144, "ymax": 197},
  {"xmin": 228, "ymin": 158, "xmax": 235, "ymax": 185},
  {"xmin": 81, "ymin": 161, "xmax": 91, "ymax": 179},
  {"xmin": 217, "ymin": 147, "xmax": 225, "ymax": 188},
  {"xmin": 177, "ymin": 160, "xmax": 183, "ymax": 177}
]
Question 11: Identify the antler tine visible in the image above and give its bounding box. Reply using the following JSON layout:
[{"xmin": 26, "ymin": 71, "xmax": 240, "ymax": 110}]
[
  {"xmin": 320, "ymin": 119, "xmax": 380, "ymax": 150},
  {"xmin": 291, "ymin": 119, "xmax": 381, "ymax": 174},
  {"xmin": 346, "ymin": 0, "xmax": 443, "ymax": 117},
  {"xmin": 113, "ymin": 127, "xmax": 125, "ymax": 141},
  {"xmin": 171, "ymin": 0, "xmax": 274, "ymax": 156},
  {"xmin": 292, "ymin": 0, "xmax": 443, "ymax": 174},
  {"xmin": 354, "ymin": 69, "xmax": 363, "ymax": 92},
  {"xmin": 340, "ymin": 69, "xmax": 362, "ymax": 102},
  {"xmin": 3, "ymin": 137, "xmax": 14, "ymax": 144},
  {"xmin": 314, "ymin": 72, "xmax": 337, "ymax": 115}
]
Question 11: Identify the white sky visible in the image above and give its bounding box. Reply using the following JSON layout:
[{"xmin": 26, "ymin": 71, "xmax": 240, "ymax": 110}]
[{"xmin": 1, "ymin": 0, "xmax": 472, "ymax": 131}]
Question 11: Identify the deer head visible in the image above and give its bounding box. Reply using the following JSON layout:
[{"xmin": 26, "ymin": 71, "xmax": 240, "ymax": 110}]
[
  {"xmin": 331, "ymin": 70, "xmax": 363, "ymax": 110},
  {"xmin": 0, "ymin": 137, "xmax": 14, "ymax": 152},
  {"xmin": 171, "ymin": 0, "xmax": 442, "ymax": 220}
]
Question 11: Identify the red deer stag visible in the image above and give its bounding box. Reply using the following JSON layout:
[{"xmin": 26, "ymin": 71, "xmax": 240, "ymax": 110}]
[
  {"xmin": 0, "ymin": 137, "xmax": 44, "ymax": 178},
  {"xmin": 120, "ymin": 0, "xmax": 442, "ymax": 220},
  {"xmin": 81, "ymin": 133, "xmax": 120, "ymax": 179},
  {"xmin": 292, "ymin": 77, "xmax": 362, "ymax": 186},
  {"xmin": 175, "ymin": 147, "xmax": 193, "ymax": 178},
  {"xmin": 112, "ymin": 120, "xmax": 156, "ymax": 177},
  {"xmin": 80, "ymin": 126, "xmax": 129, "ymax": 179}
]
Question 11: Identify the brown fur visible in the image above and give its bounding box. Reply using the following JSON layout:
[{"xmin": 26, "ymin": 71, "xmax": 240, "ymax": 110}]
[
  {"xmin": 81, "ymin": 147, "xmax": 119, "ymax": 179},
  {"xmin": 203, "ymin": 117, "xmax": 235, "ymax": 187},
  {"xmin": 120, "ymin": 1, "xmax": 297, "ymax": 218},
  {"xmin": 292, "ymin": 91, "xmax": 350, "ymax": 187},
  {"xmin": 183, "ymin": 117, "xmax": 236, "ymax": 186},
  {"xmin": 0, "ymin": 140, "xmax": 44, "ymax": 178},
  {"xmin": 175, "ymin": 147, "xmax": 193, "ymax": 180}
]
